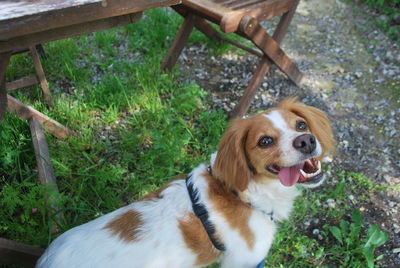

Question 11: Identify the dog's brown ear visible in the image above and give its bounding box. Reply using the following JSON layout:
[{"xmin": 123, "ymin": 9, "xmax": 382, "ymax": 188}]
[
  {"xmin": 213, "ymin": 118, "xmax": 253, "ymax": 192},
  {"xmin": 280, "ymin": 98, "xmax": 335, "ymax": 158}
]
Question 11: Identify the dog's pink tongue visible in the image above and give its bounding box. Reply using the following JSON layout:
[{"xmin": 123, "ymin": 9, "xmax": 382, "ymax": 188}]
[{"xmin": 278, "ymin": 164, "xmax": 304, "ymax": 187}]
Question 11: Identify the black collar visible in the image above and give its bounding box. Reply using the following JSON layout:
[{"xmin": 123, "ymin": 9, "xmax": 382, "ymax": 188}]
[{"xmin": 185, "ymin": 170, "xmax": 226, "ymax": 251}]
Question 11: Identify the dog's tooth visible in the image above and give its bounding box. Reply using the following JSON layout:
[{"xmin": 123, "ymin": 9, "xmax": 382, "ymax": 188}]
[
  {"xmin": 317, "ymin": 161, "xmax": 321, "ymax": 170},
  {"xmin": 311, "ymin": 170, "xmax": 321, "ymax": 177},
  {"xmin": 300, "ymin": 169, "xmax": 309, "ymax": 178}
]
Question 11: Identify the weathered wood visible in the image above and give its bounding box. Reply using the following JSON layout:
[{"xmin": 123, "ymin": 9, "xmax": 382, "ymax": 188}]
[
  {"xmin": 7, "ymin": 95, "xmax": 73, "ymax": 140},
  {"xmin": 171, "ymin": 5, "xmax": 264, "ymax": 61},
  {"xmin": 230, "ymin": 2, "xmax": 300, "ymax": 118},
  {"xmin": 0, "ymin": 51, "xmax": 12, "ymax": 120},
  {"xmin": 0, "ymin": 237, "xmax": 44, "ymax": 268},
  {"xmin": 0, "ymin": 13, "xmax": 143, "ymax": 53},
  {"xmin": 240, "ymin": 15, "xmax": 303, "ymax": 86},
  {"xmin": 181, "ymin": 0, "xmax": 294, "ymax": 33},
  {"xmin": 0, "ymin": 0, "xmax": 180, "ymax": 40},
  {"xmin": 161, "ymin": 13, "xmax": 196, "ymax": 71},
  {"xmin": 6, "ymin": 76, "xmax": 39, "ymax": 91},
  {"xmin": 29, "ymin": 117, "xmax": 58, "ymax": 187},
  {"xmin": 29, "ymin": 117, "xmax": 64, "ymax": 229},
  {"xmin": 272, "ymin": 0, "xmax": 300, "ymax": 44},
  {"xmin": 30, "ymin": 46, "xmax": 54, "ymax": 108}
]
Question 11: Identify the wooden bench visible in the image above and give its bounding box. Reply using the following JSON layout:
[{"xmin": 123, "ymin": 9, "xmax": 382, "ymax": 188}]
[
  {"xmin": 161, "ymin": 0, "xmax": 304, "ymax": 118},
  {"xmin": 0, "ymin": 0, "xmax": 180, "ymax": 266}
]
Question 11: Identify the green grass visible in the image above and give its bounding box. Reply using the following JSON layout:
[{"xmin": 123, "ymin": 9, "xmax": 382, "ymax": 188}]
[{"xmin": 0, "ymin": 8, "xmax": 391, "ymax": 268}]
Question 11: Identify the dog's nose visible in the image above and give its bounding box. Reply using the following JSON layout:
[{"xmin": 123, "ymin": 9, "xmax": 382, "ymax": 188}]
[{"xmin": 293, "ymin": 134, "xmax": 316, "ymax": 154}]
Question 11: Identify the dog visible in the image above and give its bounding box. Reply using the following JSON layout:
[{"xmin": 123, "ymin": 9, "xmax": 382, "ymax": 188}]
[{"xmin": 37, "ymin": 98, "xmax": 334, "ymax": 268}]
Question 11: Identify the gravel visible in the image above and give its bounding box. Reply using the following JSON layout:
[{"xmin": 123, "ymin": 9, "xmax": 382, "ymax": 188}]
[{"xmin": 175, "ymin": 0, "xmax": 399, "ymax": 266}]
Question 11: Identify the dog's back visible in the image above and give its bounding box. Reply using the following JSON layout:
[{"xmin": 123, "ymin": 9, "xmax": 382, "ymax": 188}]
[{"xmin": 37, "ymin": 179, "xmax": 197, "ymax": 268}]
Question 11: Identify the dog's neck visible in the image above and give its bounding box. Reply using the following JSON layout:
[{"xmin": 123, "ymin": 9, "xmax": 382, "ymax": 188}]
[
  {"xmin": 240, "ymin": 175, "xmax": 300, "ymax": 222},
  {"xmin": 209, "ymin": 153, "xmax": 299, "ymax": 222}
]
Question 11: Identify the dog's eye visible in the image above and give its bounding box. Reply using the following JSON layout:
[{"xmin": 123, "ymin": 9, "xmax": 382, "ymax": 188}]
[
  {"xmin": 296, "ymin": 121, "xmax": 308, "ymax": 131},
  {"xmin": 258, "ymin": 136, "xmax": 274, "ymax": 147}
]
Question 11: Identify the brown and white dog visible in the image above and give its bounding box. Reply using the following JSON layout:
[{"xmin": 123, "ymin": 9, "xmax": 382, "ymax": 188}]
[{"xmin": 37, "ymin": 98, "xmax": 334, "ymax": 268}]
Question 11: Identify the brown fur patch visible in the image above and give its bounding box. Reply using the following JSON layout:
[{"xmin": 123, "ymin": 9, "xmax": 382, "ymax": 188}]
[
  {"xmin": 213, "ymin": 117, "xmax": 253, "ymax": 192},
  {"xmin": 178, "ymin": 213, "xmax": 221, "ymax": 266},
  {"xmin": 205, "ymin": 172, "xmax": 255, "ymax": 250},
  {"xmin": 105, "ymin": 209, "xmax": 143, "ymax": 242}
]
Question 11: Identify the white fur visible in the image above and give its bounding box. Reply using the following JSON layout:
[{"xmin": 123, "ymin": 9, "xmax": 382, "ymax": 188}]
[{"xmin": 37, "ymin": 163, "xmax": 300, "ymax": 268}]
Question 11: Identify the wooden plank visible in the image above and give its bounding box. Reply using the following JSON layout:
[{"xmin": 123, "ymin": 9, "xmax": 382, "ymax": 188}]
[
  {"xmin": 0, "ymin": 237, "xmax": 44, "ymax": 268},
  {"xmin": 161, "ymin": 13, "xmax": 195, "ymax": 71},
  {"xmin": 220, "ymin": 0, "xmax": 293, "ymax": 33},
  {"xmin": 0, "ymin": 0, "xmax": 179, "ymax": 40},
  {"xmin": 0, "ymin": 51, "xmax": 12, "ymax": 120},
  {"xmin": 6, "ymin": 76, "xmax": 39, "ymax": 91},
  {"xmin": 240, "ymin": 15, "xmax": 303, "ymax": 86},
  {"xmin": 29, "ymin": 117, "xmax": 64, "ymax": 229},
  {"xmin": 7, "ymin": 95, "xmax": 73, "ymax": 140},
  {"xmin": 182, "ymin": 0, "xmax": 233, "ymax": 23},
  {"xmin": 29, "ymin": 117, "xmax": 58, "ymax": 187},
  {"xmin": 30, "ymin": 46, "xmax": 54, "ymax": 108},
  {"xmin": 0, "ymin": 13, "xmax": 142, "ymax": 53}
]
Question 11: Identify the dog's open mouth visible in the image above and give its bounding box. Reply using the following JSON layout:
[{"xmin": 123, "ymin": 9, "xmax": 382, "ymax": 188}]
[{"xmin": 267, "ymin": 158, "xmax": 323, "ymax": 187}]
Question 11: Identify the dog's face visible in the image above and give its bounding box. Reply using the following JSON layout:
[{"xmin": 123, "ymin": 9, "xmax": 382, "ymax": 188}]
[{"xmin": 214, "ymin": 98, "xmax": 334, "ymax": 191}]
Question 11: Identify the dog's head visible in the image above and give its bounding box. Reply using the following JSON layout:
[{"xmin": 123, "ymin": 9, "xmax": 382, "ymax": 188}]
[{"xmin": 213, "ymin": 98, "xmax": 335, "ymax": 192}]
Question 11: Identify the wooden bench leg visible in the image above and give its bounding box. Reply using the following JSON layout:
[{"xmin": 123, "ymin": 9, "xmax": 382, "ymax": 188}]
[
  {"xmin": 239, "ymin": 16, "xmax": 304, "ymax": 87},
  {"xmin": 29, "ymin": 117, "xmax": 64, "ymax": 231},
  {"xmin": 7, "ymin": 95, "xmax": 72, "ymax": 140},
  {"xmin": 161, "ymin": 13, "xmax": 195, "ymax": 71},
  {"xmin": 230, "ymin": 1, "xmax": 300, "ymax": 118},
  {"xmin": 29, "ymin": 117, "xmax": 58, "ymax": 187},
  {"xmin": 0, "ymin": 238, "xmax": 44, "ymax": 268},
  {"xmin": 0, "ymin": 51, "xmax": 12, "ymax": 120},
  {"xmin": 30, "ymin": 46, "xmax": 54, "ymax": 108}
]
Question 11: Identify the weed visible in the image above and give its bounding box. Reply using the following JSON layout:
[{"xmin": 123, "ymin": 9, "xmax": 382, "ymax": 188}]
[{"xmin": 324, "ymin": 210, "xmax": 388, "ymax": 267}]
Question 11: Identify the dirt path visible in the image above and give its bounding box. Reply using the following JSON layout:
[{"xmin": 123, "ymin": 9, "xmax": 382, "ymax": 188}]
[{"xmin": 176, "ymin": 0, "xmax": 400, "ymax": 266}]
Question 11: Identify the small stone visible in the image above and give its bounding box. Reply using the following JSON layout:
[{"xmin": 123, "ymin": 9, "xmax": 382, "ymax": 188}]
[
  {"xmin": 348, "ymin": 195, "xmax": 355, "ymax": 201},
  {"xmin": 393, "ymin": 248, "xmax": 400, "ymax": 254},
  {"xmin": 312, "ymin": 229, "xmax": 320, "ymax": 235}
]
